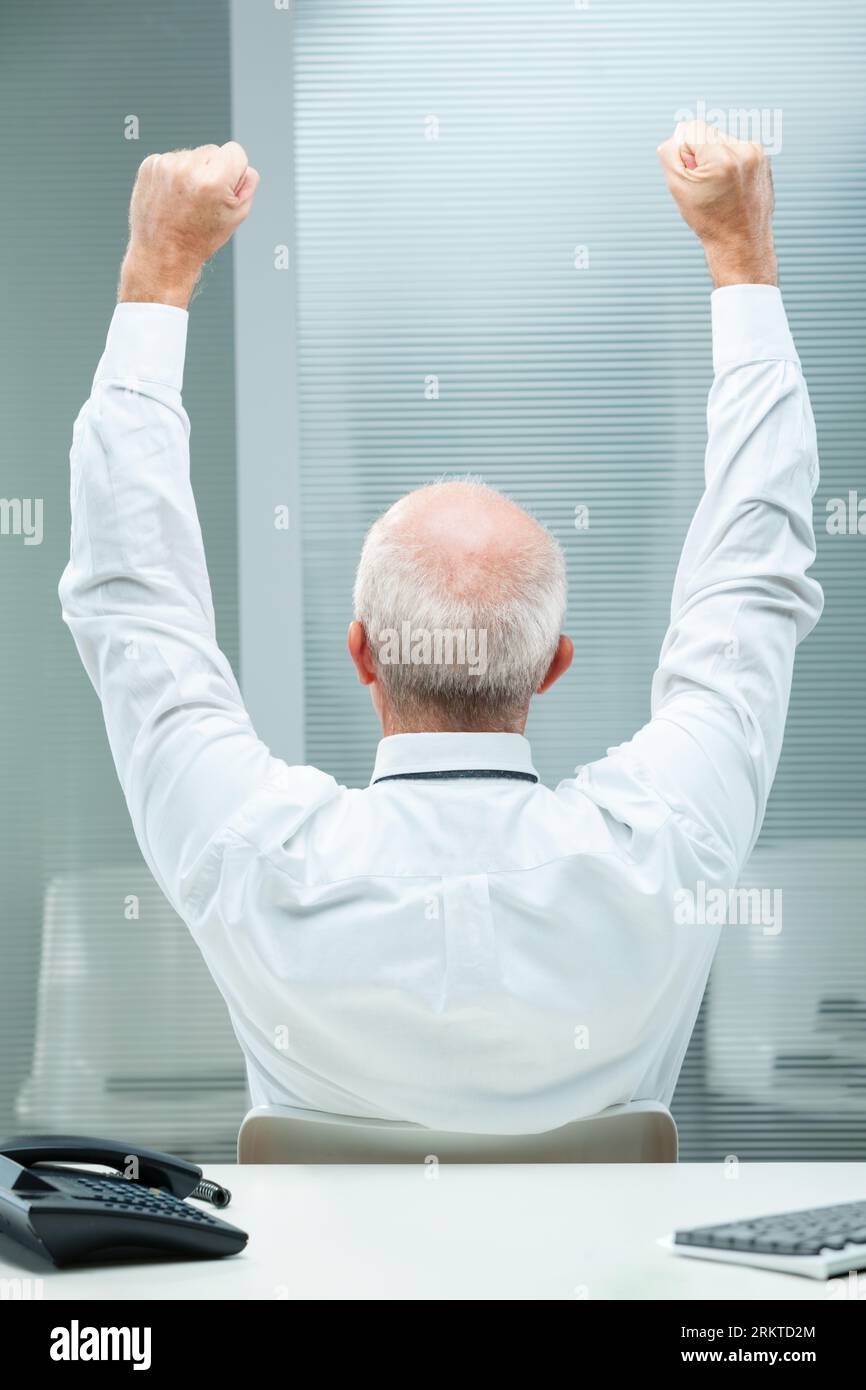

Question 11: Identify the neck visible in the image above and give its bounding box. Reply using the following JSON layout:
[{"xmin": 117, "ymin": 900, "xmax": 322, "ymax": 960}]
[{"xmin": 380, "ymin": 708, "xmax": 528, "ymax": 737}]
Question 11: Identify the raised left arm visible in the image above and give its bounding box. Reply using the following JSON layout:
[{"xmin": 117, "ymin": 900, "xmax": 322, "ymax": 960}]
[{"xmin": 59, "ymin": 144, "xmax": 282, "ymax": 915}]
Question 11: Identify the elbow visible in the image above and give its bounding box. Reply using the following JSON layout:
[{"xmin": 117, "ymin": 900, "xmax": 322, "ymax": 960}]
[
  {"xmin": 58, "ymin": 560, "xmax": 76, "ymax": 625},
  {"xmin": 798, "ymin": 576, "xmax": 824, "ymax": 643}
]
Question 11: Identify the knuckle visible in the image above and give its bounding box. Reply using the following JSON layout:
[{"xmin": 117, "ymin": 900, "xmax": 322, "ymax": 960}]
[
  {"xmin": 195, "ymin": 163, "xmax": 221, "ymax": 188},
  {"xmin": 160, "ymin": 150, "xmax": 185, "ymax": 176}
]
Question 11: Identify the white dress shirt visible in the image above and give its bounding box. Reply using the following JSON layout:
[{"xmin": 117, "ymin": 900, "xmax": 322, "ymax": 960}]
[{"xmin": 60, "ymin": 285, "xmax": 823, "ymax": 1134}]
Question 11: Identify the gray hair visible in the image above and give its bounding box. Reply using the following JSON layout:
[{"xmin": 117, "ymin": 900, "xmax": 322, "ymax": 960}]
[{"xmin": 353, "ymin": 479, "xmax": 567, "ymax": 729}]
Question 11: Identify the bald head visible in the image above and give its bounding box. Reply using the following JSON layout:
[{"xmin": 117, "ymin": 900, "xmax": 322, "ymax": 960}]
[
  {"xmin": 351, "ymin": 479, "xmax": 570, "ymax": 733},
  {"xmin": 387, "ymin": 481, "xmax": 550, "ymax": 606}
]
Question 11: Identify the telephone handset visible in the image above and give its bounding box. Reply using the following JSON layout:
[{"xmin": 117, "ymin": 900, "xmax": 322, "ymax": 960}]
[{"xmin": 0, "ymin": 1134, "xmax": 247, "ymax": 1266}]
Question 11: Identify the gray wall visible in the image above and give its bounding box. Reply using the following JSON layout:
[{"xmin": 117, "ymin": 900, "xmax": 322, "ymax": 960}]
[{"xmin": 0, "ymin": 0, "xmax": 239, "ymax": 1134}]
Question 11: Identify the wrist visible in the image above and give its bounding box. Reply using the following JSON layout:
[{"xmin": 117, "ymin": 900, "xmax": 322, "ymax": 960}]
[
  {"xmin": 117, "ymin": 247, "xmax": 202, "ymax": 309},
  {"xmin": 702, "ymin": 236, "xmax": 777, "ymax": 289}
]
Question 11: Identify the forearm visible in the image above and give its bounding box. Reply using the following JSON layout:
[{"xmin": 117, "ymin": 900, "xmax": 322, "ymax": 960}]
[
  {"xmin": 703, "ymin": 236, "xmax": 777, "ymax": 289},
  {"xmin": 118, "ymin": 249, "xmax": 201, "ymax": 308}
]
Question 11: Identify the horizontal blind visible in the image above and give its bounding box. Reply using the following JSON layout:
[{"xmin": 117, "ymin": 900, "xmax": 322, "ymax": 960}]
[
  {"xmin": 293, "ymin": 0, "xmax": 866, "ymax": 1158},
  {"xmin": 0, "ymin": 0, "xmax": 245, "ymax": 1159}
]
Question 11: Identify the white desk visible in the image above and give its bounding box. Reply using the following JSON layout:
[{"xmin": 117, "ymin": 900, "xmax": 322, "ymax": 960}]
[{"xmin": 2, "ymin": 1162, "xmax": 864, "ymax": 1300}]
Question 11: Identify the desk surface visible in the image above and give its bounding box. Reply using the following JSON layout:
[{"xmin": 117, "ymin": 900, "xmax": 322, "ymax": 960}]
[{"xmin": 1, "ymin": 1162, "xmax": 864, "ymax": 1300}]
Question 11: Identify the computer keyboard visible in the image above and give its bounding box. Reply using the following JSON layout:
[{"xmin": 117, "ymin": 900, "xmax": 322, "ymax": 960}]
[{"xmin": 670, "ymin": 1199, "xmax": 866, "ymax": 1279}]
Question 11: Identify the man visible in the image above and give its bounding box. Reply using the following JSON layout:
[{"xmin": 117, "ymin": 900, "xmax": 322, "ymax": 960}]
[{"xmin": 60, "ymin": 126, "xmax": 822, "ymax": 1134}]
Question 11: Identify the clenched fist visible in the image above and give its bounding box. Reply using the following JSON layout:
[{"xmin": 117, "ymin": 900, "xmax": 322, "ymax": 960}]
[
  {"xmin": 119, "ymin": 142, "xmax": 260, "ymax": 307},
  {"xmin": 658, "ymin": 121, "xmax": 776, "ymax": 288}
]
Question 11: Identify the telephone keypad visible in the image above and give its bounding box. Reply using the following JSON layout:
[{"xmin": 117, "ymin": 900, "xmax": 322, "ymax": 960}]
[{"xmin": 75, "ymin": 1175, "xmax": 219, "ymax": 1223}]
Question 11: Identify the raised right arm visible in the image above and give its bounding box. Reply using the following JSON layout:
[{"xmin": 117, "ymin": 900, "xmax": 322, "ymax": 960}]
[{"xmin": 576, "ymin": 123, "xmax": 823, "ymax": 875}]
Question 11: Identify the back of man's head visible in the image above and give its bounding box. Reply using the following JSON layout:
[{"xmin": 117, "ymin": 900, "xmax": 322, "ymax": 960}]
[{"xmin": 353, "ymin": 479, "xmax": 567, "ymax": 732}]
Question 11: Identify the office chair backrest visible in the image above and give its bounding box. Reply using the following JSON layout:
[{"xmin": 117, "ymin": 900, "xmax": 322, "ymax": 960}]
[
  {"xmin": 238, "ymin": 1100, "xmax": 677, "ymax": 1164},
  {"xmin": 17, "ymin": 867, "xmax": 246, "ymax": 1152}
]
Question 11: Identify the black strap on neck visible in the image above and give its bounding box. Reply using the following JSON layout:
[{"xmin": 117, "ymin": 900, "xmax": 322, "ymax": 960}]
[{"xmin": 374, "ymin": 768, "xmax": 538, "ymax": 785}]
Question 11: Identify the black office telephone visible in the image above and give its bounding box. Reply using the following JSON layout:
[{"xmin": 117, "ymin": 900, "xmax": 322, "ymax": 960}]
[{"xmin": 0, "ymin": 1135, "xmax": 248, "ymax": 1266}]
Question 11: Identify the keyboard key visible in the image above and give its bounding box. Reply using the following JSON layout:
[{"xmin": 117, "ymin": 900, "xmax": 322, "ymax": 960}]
[{"xmin": 675, "ymin": 1199, "xmax": 866, "ymax": 1259}]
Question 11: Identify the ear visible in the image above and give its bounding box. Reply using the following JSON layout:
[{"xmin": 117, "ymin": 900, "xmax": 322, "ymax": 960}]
[
  {"xmin": 536, "ymin": 634, "xmax": 574, "ymax": 695},
  {"xmin": 347, "ymin": 620, "xmax": 377, "ymax": 686}
]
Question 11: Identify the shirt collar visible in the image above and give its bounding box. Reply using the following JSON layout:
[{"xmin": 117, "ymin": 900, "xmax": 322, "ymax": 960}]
[{"xmin": 370, "ymin": 732, "xmax": 538, "ymax": 785}]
